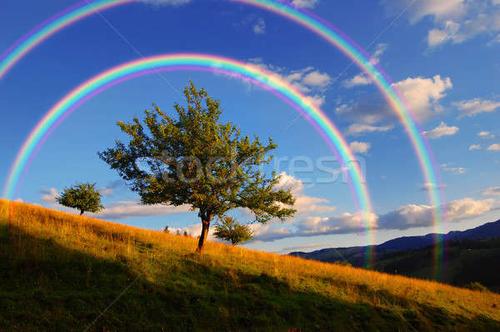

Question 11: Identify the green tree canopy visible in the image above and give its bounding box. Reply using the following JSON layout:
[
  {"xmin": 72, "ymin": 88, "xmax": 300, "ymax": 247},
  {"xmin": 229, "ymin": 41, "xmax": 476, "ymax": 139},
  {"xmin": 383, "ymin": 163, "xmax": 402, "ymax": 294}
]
[
  {"xmin": 99, "ymin": 82, "xmax": 296, "ymax": 252},
  {"xmin": 57, "ymin": 183, "xmax": 104, "ymax": 215},
  {"xmin": 214, "ymin": 216, "xmax": 253, "ymax": 245}
]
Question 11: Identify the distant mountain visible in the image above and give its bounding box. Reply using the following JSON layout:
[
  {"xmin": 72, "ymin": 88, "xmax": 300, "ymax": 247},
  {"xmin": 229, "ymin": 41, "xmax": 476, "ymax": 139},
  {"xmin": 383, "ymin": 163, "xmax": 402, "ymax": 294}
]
[
  {"xmin": 378, "ymin": 219, "xmax": 500, "ymax": 251},
  {"xmin": 291, "ymin": 219, "xmax": 500, "ymax": 291},
  {"xmin": 291, "ymin": 219, "xmax": 500, "ymax": 259},
  {"xmin": 447, "ymin": 219, "xmax": 500, "ymax": 240}
]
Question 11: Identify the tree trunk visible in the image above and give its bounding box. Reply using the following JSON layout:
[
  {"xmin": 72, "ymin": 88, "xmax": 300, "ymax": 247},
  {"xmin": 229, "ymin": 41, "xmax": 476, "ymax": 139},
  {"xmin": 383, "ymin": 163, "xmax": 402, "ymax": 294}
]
[
  {"xmin": 196, "ymin": 217, "xmax": 211, "ymax": 253},
  {"xmin": 80, "ymin": 210, "xmax": 84, "ymax": 216}
]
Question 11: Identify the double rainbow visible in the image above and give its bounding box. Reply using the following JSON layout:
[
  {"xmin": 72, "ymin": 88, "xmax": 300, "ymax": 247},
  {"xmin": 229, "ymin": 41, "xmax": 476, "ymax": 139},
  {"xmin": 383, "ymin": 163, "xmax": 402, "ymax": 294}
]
[{"xmin": 1, "ymin": 0, "xmax": 444, "ymax": 273}]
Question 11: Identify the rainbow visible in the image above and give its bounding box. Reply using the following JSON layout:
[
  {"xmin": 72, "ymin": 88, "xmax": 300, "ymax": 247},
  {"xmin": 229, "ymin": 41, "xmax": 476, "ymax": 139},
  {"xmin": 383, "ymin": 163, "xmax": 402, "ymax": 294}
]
[
  {"xmin": 239, "ymin": 0, "xmax": 445, "ymax": 273},
  {"xmin": 3, "ymin": 53, "xmax": 376, "ymax": 264},
  {"xmin": 0, "ymin": 0, "xmax": 444, "ymax": 273},
  {"xmin": 0, "ymin": 0, "xmax": 133, "ymax": 78}
]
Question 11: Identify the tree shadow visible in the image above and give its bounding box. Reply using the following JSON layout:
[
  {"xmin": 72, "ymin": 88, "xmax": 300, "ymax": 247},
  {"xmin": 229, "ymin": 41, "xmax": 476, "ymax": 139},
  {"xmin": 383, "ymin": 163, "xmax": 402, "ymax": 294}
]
[{"xmin": 0, "ymin": 222, "xmax": 498, "ymax": 331}]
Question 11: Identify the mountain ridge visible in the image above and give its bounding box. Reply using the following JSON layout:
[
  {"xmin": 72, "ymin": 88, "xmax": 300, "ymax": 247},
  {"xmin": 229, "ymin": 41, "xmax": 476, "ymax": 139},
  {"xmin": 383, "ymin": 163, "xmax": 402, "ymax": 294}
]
[{"xmin": 291, "ymin": 219, "xmax": 500, "ymax": 257}]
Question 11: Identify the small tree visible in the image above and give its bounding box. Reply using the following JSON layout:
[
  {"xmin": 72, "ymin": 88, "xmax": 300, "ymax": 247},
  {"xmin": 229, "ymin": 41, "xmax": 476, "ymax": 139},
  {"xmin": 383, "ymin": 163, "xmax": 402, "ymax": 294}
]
[
  {"xmin": 214, "ymin": 216, "xmax": 253, "ymax": 245},
  {"xmin": 57, "ymin": 183, "xmax": 103, "ymax": 215},
  {"xmin": 99, "ymin": 82, "xmax": 296, "ymax": 253}
]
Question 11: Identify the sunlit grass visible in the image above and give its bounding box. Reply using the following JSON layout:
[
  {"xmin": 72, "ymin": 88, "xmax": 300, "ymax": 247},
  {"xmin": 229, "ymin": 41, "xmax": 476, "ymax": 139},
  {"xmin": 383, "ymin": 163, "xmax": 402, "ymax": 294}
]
[{"xmin": 1, "ymin": 199, "xmax": 499, "ymax": 330}]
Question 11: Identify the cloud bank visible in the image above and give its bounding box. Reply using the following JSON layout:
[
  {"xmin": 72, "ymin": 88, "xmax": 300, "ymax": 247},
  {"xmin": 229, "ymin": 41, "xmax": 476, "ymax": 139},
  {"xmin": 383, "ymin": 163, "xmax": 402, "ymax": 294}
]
[
  {"xmin": 382, "ymin": 0, "xmax": 500, "ymax": 47},
  {"xmin": 250, "ymin": 197, "xmax": 496, "ymax": 242},
  {"xmin": 423, "ymin": 122, "xmax": 459, "ymax": 139}
]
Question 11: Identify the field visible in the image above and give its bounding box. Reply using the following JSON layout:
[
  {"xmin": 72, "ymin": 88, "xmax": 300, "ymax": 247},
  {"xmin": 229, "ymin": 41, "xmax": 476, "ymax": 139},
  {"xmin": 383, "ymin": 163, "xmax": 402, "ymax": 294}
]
[{"xmin": 1, "ymin": 199, "xmax": 499, "ymax": 331}]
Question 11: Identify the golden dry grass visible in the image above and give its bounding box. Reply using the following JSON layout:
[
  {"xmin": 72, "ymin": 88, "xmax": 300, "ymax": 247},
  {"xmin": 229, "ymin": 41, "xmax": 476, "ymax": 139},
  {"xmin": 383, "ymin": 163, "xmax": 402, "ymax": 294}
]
[{"xmin": 1, "ymin": 199, "xmax": 499, "ymax": 330}]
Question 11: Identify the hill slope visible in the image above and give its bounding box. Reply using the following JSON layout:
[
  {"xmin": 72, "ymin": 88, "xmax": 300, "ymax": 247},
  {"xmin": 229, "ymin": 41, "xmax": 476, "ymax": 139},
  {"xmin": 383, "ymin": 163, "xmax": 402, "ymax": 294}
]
[{"xmin": 1, "ymin": 199, "xmax": 499, "ymax": 331}]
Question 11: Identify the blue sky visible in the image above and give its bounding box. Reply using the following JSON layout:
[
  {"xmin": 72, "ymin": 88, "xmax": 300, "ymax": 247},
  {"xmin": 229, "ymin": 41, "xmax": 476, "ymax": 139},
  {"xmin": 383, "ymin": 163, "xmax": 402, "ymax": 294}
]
[{"xmin": 0, "ymin": 0, "xmax": 499, "ymax": 253}]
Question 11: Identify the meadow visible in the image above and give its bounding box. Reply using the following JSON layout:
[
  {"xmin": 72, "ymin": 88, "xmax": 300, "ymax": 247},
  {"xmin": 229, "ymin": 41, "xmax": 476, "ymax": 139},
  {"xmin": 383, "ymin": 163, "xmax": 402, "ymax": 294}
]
[{"xmin": 1, "ymin": 199, "xmax": 499, "ymax": 331}]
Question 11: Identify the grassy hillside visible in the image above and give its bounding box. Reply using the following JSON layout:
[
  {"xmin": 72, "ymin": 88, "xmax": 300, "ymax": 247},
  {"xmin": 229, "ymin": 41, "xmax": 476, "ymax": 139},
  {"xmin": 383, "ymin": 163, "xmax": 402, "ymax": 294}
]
[{"xmin": 1, "ymin": 199, "xmax": 499, "ymax": 331}]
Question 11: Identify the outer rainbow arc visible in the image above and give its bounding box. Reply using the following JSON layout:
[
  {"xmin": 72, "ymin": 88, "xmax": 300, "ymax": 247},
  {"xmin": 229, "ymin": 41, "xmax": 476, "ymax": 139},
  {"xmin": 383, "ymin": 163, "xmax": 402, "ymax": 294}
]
[
  {"xmin": 2, "ymin": 53, "xmax": 376, "ymax": 265},
  {"xmin": 0, "ymin": 0, "xmax": 444, "ymax": 272},
  {"xmin": 0, "ymin": 0, "xmax": 133, "ymax": 77},
  {"xmin": 237, "ymin": 0, "xmax": 445, "ymax": 275}
]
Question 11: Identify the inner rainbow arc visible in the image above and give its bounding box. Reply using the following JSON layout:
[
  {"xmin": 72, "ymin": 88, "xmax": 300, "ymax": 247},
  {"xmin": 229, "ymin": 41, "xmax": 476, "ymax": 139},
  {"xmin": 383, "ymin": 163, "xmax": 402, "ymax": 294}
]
[{"xmin": 2, "ymin": 53, "xmax": 376, "ymax": 264}]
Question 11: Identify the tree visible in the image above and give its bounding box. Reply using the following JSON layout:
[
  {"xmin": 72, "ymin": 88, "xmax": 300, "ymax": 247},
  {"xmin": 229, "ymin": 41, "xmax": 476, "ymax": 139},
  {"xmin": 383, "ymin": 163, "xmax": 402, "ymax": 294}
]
[
  {"xmin": 99, "ymin": 81, "xmax": 296, "ymax": 253},
  {"xmin": 57, "ymin": 183, "xmax": 104, "ymax": 215},
  {"xmin": 214, "ymin": 216, "xmax": 253, "ymax": 245}
]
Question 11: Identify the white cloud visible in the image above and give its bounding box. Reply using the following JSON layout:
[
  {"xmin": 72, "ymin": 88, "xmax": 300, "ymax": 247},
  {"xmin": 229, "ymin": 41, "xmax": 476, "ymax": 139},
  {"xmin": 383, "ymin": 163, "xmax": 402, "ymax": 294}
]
[
  {"xmin": 338, "ymin": 74, "xmax": 453, "ymax": 134},
  {"xmin": 487, "ymin": 143, "xmax": 500, "ymax": 151},
  {"xmin": 423, "ymin": 122, "xmax": 459, "ymax": 139},
  {"xmin": 349, "ymin": 141, "xmax": 371, "ymax": 154},
  {"xmin": 252, "ymin": 211, "xmax": 378, "ymax": 241},
  {"xmin": 378, "ymin": 204, "xmax": 434, "ymax": 230},
  {"xmin": 297, "ymin": 212, "xmax": 378, "ymax": 236},
  {"xmin": 441, "ymin": 163, "xmax": 466, "ymax": 175},
  {"xmin": 411, "ymin": 0, "xmax": 466, "ymax": 23},
  {"xmin": 426, "ymin": 8, "xmax": 500, "ymax": 47},
  {"xmin": 99, "ymin": 187, "xmax": 114, "ymax": 197},
  {"xmin": 41, "ymin": 188, "xmax": 59, "ymax": 204},
  {"xmin": 455, "ymin": 98, "xmax": 500, "ymax": 117},
  {"xmin": 285, "ymin": 67, "xmax": 331, "ymax": 92},
  {"xmin": 275, "ymin": 172, "xmax": 337, "ymax": 214},
  {"xmin": 301, "ymin": 70, "xmax": 331, "ymax": 88},
  {"xmin": 427, "ymin": 20, "xmax": 462, "ymax": 47},
  {"xmin": 469, "ymin": 144, "xmax": 482, "ymax": 151},
  {"xmin": 98, "ymin": 182, "xmax": 123, "ymax": 197},
  {"xmin": 280, "ymin": 243, "xmax": 329, "ymax": 253},
  {"xmin": 343, "ymin": 43, "xmax": 387, "ymax": 88},
  {"xmin": 382, "ymin": 0, "xmax": 465, "ymax": 24},
  {"xmin": 491, "ymin": 33, "xmax": 500, "ymax": 44},
  {"xmin": 420, "ymin": 182, "xmax": 447, "ymax": 191},
  {"xmin": 482, "ymin": 186, "xmax": 500, "ymax": 196},
  {"xmin": 335, "ymin": 102, "xmax": 387, "ymax": 123},
  {"xmin": 478, "ymin": 131, "xmax": 495, "ymax": 139},
  {"xmin": 251, "ymin": 223, "xmax": 294, "ymax": 242},
  {"xmin": 97, "ymin": 201, "xmax": 190, "ymax": 219},
  {"xmin": 383, "ymin": 0, "xmax": 499, "ymax": 47},
  {"xmin": 290, "ymin": 0, "xmax": 319, "ymax": 9},
  {"xmin": 253, "ymin": 18, "xmax": 266, "ymax": 35},
  {"xmin": 378, "ymin": 197, "xmax": 495, "ymax": 230},
  {"xmin": 335, "ymin": 98, "xmax": 397, "ymax": 135},
  {"xmin": 426, "ymin": 29, "xmax": 445, "ymax": 48},
  {"xmin": 249, "ymin": 59, "xmax": 331, "ymax": 107},
  {"xmin": 305, "ymin": 95, "xmax": 326, "ymax": 107},
  {"xmin": 346, "ymin": 123, "xmax": 394, "ymax": 136},
  {"xmin": 392, "ymin": 75, "xmax": 453, "ymax": 121},
  {"xmin": 445, "ymin": 197, "xmax": 495, "ymax": 221},
  {"xmin": 370, "ymin": 43, "xmax": 388, "ymax": 65},
  {"xmin": 343, "ymin": 74, "xmax": 372, "ymax": 88}
]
